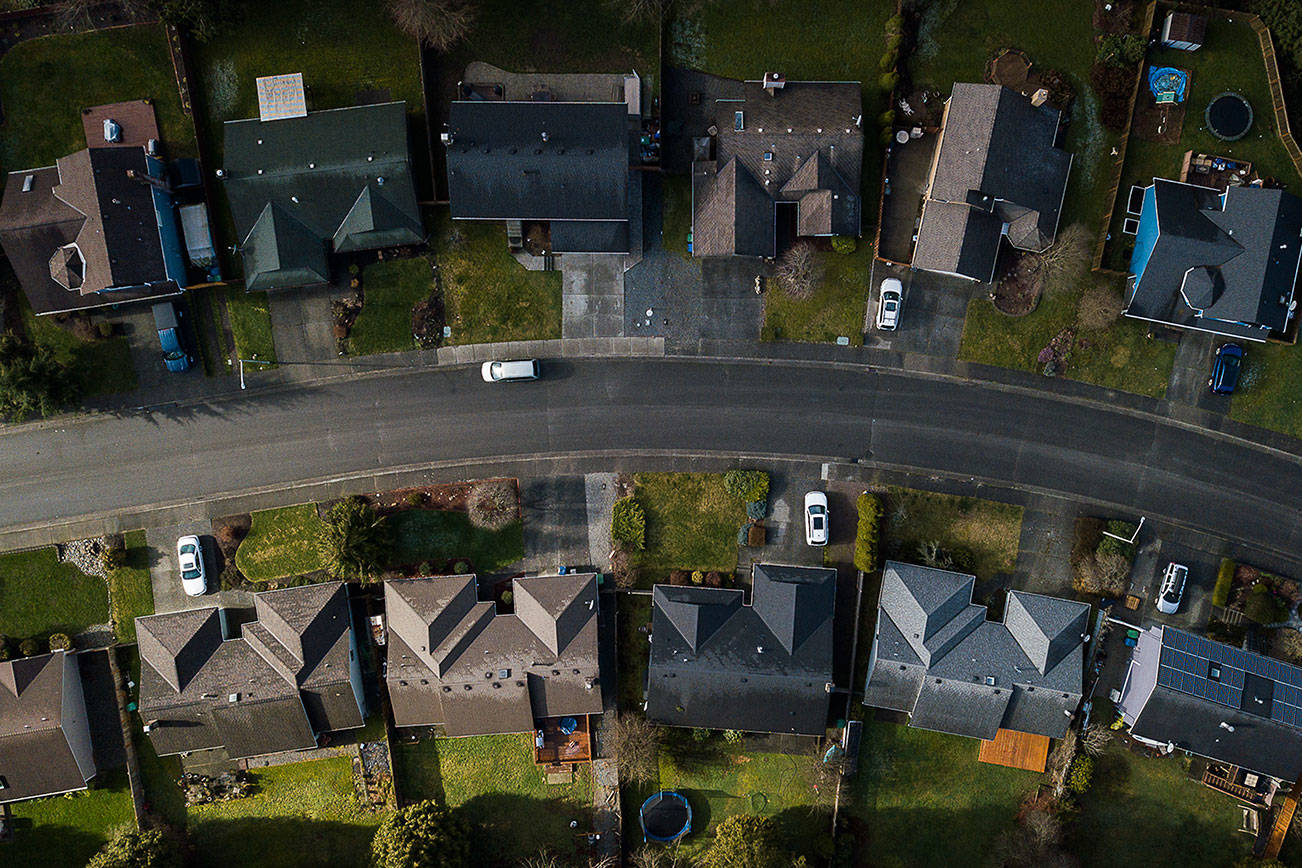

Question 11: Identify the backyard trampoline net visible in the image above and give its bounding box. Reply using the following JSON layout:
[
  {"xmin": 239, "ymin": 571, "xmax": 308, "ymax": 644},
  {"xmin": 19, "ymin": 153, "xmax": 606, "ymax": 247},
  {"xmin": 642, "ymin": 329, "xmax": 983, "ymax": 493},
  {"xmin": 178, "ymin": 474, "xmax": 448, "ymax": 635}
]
[{"xmin": 640, "ymin": 791, "xmax": 691, "ymax": 842}]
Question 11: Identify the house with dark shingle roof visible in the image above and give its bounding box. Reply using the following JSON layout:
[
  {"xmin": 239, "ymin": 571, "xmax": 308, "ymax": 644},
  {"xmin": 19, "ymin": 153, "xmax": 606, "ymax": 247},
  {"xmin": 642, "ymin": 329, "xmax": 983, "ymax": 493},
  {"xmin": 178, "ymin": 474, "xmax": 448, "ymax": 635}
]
[
  {"xmin": 646, "ymin": 564, "xmax": 837, "ymax": 735},
  {"xmin": 913, "ymin": 83, "xmax": 1072, "ymax": 282},
  {"xmin": 445, "ymin": 98, "xmax": 633, "ymax": 255},
  {"xmin": 1117, "ymin": 624, "xmax": 1302, "ymax": 784},
  {"xmin": 136, "ymin": 583, "xmax": 365, "ymax": 760},
  {"xmin": 687, "ymin": 73, "xmax": 863, "ymax": 258},
  {"xmin": 384, "ymin": 573, "xmax": 602, "ymax": 743},
  {"xmin": 863, "ymin": 562, "xmax": 1088, "ymax": 740},
  {"xmin": 0, "ymin": 100, "xmax": 189, "ymax": 316},
  {"xmin": 0, "ymin": 651, "xmax": 96, "ymax": 804},
  {"xmin": 221, "ymin": 99, "xmax": 424, "ymax": 292},
  {"xmin": 1124, "ymin": 178, "xmax": 1302, "ymax": 341}
]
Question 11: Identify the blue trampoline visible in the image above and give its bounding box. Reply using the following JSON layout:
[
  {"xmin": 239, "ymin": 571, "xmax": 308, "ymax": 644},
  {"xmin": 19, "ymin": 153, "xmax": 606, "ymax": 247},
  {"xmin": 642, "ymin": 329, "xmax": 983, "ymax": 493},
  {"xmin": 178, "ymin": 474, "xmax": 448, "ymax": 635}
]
[
  {"xmin": 1148, "ymin": 67, "xmax": 1188, "ymax": 104},
  {"xmin": 640, "ymin": 791, "xmax": 691, "ymax": 843}
]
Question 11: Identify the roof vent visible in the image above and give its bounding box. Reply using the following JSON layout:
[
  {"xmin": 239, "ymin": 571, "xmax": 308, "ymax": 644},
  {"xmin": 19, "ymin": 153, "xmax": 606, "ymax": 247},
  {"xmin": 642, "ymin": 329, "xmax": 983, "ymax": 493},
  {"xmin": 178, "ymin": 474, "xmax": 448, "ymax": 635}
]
[
  {"xmin": 984, "ymin": 676, "xmax": 996, "ymax": 686},
  {"xmin": 103, "ymin": 118, "xmax": 121, "ymax": 143},
  {"xmin": 377, "ymin": 176, "xmax": 386, "ymax": 186},
  {"xmin": 308, "ymin": 162, "xmax": 315, "ymax": 169},
  {"xmin": 228, "ymin": 693, "xmax": 239, "ymax": 703},
  {"xmin": 756, "ymin": 645, "xmax": 764, "ymax": 654},
  {"xmin": 291, "ymin": 196, "xmax": 299, "ymax": 203},
  {"xmin": 21, "ymin": 175, "xmax": 34, "ymax": 193}
]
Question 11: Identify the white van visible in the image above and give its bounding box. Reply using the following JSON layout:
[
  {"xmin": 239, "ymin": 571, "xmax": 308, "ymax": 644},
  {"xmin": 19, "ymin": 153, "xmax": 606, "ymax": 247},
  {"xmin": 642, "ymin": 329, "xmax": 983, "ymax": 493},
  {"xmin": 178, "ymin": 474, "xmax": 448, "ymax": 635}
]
[{"xmin": 481, "ymin": 359, "xmax": 541, "ymax": 383}]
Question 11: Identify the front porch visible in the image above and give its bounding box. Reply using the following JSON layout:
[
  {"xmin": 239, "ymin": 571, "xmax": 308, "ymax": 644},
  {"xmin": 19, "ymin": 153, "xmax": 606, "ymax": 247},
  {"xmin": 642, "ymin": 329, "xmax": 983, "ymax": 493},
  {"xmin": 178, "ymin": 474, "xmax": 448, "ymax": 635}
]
[{"xmin": 533, "ymin": 715, "xmax": 592, "ymax": 766}]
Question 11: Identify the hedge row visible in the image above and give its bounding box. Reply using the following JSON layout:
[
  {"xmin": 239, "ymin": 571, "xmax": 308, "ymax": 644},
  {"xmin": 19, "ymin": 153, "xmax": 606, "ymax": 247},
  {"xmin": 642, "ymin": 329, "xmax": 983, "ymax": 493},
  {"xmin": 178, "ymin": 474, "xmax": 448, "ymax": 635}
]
[
  {"xmin": 612, "ymin": 497, "xmax": 646, "ymax": 551},
  {"xmin": 855, "ymin": 492, "xmax": 883, "ymax": 573},
  {"xmin": 1212, "ymin": 558, "xmax": 1235, "ymax": 607},
  {"xmin": 723, "ymin": 470, "xmax": 769, "ymax": 503}
]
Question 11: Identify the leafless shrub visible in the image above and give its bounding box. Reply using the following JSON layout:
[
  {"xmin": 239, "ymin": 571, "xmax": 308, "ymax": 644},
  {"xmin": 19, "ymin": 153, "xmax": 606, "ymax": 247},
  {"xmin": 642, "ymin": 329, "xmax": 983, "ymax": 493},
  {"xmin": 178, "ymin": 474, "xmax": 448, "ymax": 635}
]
[
  {"xmin": 1074, "ymin": 550, "xmax": 1130, "ymax": 597},
  {"xmin": 385, "ymin": 0, "xmax": 476, "ymax": 51},
  {"xmin": 1046, "ymin": 728, "xmax": 1078, "ymax": 799},
  {"xmin": 1077, "ymin": 282, "xmax": 1124, "ymax": 330},
  {"xmin": 1040, "ymin": 223, "xmax": 1092, "ymax": 296},
  {"xmin": 1079, "ymin": 724, "xmax": 1113, "ymax": 757},
  {"xmin": 606, "ymin": 0, "xmax": 666, "ymax": 23},
  {"xmin": 609, "ymin": 714, "xmax": 663, "ymax": 785},
  {"xmin": 630, "ymin": 848, "xmax": 698, "ymax": 868},
  {"xmin": 466, "ymin": 479, "xmax": 518, "ymax": 531},
  {"xmin": 775, "ymin": 241, "xmax": 821, "ymax": 300}
]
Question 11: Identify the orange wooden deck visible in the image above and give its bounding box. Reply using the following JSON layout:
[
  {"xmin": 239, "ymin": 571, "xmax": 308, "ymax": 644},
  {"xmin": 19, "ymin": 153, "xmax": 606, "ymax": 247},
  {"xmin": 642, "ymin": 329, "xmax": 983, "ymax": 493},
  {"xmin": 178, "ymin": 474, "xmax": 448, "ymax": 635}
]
[
  {"xmin": 1265, "ymin": 785, "xmax": 1299, "ymax": 860},
  {"xmin": 978, "ymin": 728, "xmax": 1050, "ymax": 772}
]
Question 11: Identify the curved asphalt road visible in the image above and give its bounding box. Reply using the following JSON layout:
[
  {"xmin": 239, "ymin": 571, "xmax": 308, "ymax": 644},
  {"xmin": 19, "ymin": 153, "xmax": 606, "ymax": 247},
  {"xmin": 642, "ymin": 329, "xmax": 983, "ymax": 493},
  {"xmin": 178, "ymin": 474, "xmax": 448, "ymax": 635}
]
[{"xmin": 1, "ymin": 358, "xmax": 1299, "ymax": 557}]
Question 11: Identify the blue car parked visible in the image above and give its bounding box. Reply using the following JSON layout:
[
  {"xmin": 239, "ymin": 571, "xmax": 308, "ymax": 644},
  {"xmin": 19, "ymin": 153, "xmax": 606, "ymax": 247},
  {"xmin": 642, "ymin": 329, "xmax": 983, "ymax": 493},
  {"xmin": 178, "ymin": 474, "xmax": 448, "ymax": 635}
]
[{"xmin": 1209, "ymin": 343, "xmax": 1243, "ymax": 394}]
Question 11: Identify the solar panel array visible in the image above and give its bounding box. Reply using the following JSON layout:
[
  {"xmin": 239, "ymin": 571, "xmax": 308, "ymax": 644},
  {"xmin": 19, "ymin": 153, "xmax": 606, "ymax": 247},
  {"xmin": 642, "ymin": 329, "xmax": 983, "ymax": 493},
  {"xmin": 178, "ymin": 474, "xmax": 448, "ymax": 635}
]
[{"xmin": 1157, "ymin": 628, "xmax": 1302, "ymax": 728}]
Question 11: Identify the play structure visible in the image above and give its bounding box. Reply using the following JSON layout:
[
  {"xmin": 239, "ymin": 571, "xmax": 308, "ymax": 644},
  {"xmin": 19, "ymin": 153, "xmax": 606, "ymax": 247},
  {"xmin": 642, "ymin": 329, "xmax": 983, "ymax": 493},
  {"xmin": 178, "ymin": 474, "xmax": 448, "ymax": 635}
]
[{"xmin": 1148, "ymin": 67, "xmax": 1188, "ymax": 105}]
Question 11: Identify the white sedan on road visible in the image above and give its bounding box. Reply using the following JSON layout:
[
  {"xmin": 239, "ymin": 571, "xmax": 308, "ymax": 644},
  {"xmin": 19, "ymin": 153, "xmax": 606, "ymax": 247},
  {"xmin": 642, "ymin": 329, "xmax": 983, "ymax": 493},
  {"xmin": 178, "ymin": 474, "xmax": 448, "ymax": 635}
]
[
  {"xmin": 805, "ymin": 491, "xmax": 829, "ymax": 546},
  {"xmin": 177, "ymin": 535, "xmax": 207, "ymax": 597}
]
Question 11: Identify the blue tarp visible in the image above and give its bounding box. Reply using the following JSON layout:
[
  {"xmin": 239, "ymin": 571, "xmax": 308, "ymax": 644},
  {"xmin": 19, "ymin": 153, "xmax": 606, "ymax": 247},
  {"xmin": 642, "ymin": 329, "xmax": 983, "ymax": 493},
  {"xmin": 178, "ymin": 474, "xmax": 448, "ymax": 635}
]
[{"xmin": 1148, "ymin": 67, "xmax": 1188, "ymax": 104}]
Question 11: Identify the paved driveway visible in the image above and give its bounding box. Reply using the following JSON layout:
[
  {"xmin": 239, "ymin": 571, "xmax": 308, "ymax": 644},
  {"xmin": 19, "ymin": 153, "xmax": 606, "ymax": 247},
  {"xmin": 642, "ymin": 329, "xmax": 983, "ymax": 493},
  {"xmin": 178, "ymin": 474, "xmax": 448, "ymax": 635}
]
[
  {"xmin": 562, "ymin": 255, "xmax": 625, "ymax": 339},
  {"xmin": 269, "ymin": 284, "xmax": 341, "ymax": 364},
  {"xmin": 146, "ymin": 521, "xmax": 252, "ymax": 615},
  {"xmin": 865, "ymin": 261, "xmax": 972, "ymax": 358}
]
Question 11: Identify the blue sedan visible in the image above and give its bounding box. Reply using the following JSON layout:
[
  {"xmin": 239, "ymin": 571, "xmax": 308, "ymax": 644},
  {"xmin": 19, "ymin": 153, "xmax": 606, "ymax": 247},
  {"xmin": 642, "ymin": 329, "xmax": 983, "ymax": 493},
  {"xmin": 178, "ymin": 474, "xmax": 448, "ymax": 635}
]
[{"xmin": 1209, "ymin": 343, "xmax": 1244, "ymax": 395}]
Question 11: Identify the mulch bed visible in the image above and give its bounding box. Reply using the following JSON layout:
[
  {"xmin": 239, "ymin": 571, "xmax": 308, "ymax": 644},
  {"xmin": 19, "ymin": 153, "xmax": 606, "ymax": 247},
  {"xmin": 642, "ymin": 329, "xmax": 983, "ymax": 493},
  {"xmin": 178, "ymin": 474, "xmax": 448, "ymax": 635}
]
[
  {"xmin": 1131, "ymin": 89, "xmax": 1187, "ymax": 145},
  {"xmin": 988, "ymin": 49, "xmax": 1031, "ymax": 91},
  {"xmin": 365, "ymin": 481, "xmax": 478, "ymax": 514},
  {"xmin": 1093, "ymin": 0, "xmax": 1136, "ymax": 34},
  {"xmin": 992, "ymin": 252, "xmax": 1045, "ymax": 316}
]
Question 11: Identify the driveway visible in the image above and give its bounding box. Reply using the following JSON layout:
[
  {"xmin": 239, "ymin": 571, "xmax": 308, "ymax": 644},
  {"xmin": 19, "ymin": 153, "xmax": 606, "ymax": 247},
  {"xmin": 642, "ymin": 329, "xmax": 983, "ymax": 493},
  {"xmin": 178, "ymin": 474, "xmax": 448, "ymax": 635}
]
[
  {"xmin": 519, "ymin": 476, "xmax": 592, "ymax": 573},
  {"xmin": 737, "ymin": 470, "xmax": 827, "ymax": 577},
  {"xmin": 562, "ymin": 255, "xmax": 625, "ymax": 339},
  {"xmin": 146, "ymin": 521, "xmax": 253, "ymax": 615},
  {"xmin": 1126, "ymin": 520, "xmax": 1230, "ymax": 632},
  {"xmin": 269, "ymin": 284, "xmax": 341, "ymax": 365},
  {"xmin": 865, "ymin": 260, "xmax": 971, "ymax": 359}
]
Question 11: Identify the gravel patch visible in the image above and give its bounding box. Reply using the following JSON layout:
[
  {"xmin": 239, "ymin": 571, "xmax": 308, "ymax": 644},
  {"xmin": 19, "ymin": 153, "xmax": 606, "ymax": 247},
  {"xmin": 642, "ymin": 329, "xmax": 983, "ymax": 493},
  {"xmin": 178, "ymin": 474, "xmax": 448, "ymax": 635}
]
[
  {"xmin": 359, "ymin": 741, "xmax": 390, "ymax": 777},
  {"xmin": 55, "ymin": 537, "xmax": 109, "ymax": 578}
]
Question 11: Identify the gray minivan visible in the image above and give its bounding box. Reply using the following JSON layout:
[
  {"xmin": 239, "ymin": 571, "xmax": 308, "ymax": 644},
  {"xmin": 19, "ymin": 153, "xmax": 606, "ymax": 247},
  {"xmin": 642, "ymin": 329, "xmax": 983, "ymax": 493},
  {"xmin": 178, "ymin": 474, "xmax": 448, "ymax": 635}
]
[{"xmin": 481, "ymin": 359, "xmax": 541, "ymax": 383}]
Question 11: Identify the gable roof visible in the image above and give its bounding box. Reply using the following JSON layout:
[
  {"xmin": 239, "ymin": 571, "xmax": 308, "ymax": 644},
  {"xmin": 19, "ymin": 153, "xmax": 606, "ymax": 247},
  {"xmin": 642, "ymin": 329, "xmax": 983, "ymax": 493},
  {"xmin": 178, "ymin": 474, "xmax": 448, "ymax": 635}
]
[
  {"xmin": 136, "ymin": 584, "xmax": 362, "ymax": 760},
  {"xmin": 222, "ymin": 101, "xmax": 423, "ymax": 290},
  {"xmin": 0, "ymin": 652, "xmax": 94, "ymax": 803},
  {"xmin": 384, "ymin": 573, "xmax": 602, "ymax": 735},
  {"xmin": 865, "ymin": 562, "xmax": 1088, "ymax": 740},
  {"xmin": 1125, "ymin": 179, "xmax": 1302, "ymax": 340},
  {"xmin": 689, "ymin": 77, "xmax": 863, "ymax": 257},
  {"xmin": 647, "ymin": 564, "xmax": 838, "ymax": 735},
  {"xmin": 914, "ymin": 83, "xmax": 1072, "ymax": 281}
]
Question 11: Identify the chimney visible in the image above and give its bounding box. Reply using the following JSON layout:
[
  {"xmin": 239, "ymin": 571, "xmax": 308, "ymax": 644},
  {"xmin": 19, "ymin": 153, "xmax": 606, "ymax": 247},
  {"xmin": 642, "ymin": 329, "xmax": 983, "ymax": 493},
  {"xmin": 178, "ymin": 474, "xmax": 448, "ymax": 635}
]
[
  {"xmin": 125, "ymin": 168, "xmax": 171, "ymax": 194},
  {"xmin": 762, "ymin": 72, "xmax": 786, "ymax": 96}
]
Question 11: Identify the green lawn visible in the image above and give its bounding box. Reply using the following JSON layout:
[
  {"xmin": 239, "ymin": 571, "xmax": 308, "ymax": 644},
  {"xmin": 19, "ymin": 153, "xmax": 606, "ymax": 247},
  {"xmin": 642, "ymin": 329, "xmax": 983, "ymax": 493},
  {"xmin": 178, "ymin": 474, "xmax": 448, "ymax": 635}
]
[
  {"xmin": 905, "ymin": 0, "xmax": 1121, "ymax": 239},
  {"xmin": 391, "ymin": 733, "xmax": 592, "ymax": 865},
  {"xmin": 388, "ymin": 510, "xmax": 523, "ymax": 574},
  {"xmin": 235, "ymin": 504, "xmax": 328, "ymax": 583},
  {"xmin": 879, "ymin": 487, "xmax": 1022, "ymax": 584},
  {"xmin": 0, "ymin": 24, "xmax": 197, "ymax": 177},
  {"xmin": 4, "ymin": 768, "xmax": 136, "ymax": 868},
  {"xmin": 434, "ymin": 212, "xmax": 562, "ymax": 345},
  {"xmin": 0, "ymin": 546, "xmax": 109, "ymax": 639},
  {"xmin": 617, "ymin": 594, "xmax": 652, "ymax": 712},
  {"xmin": 20, "ymin": 298, "xmax": 138, "ymax": 398},
  {"xmin": 631, "ymin": 472, "xmax": 747, "ymax": 585},
  {"xmin": 959, "ymin": 282, "xmax": 1177, "ymax": 397},
  {"xmin": 1231, "ymin": 342, "xmax": 1302, "ymax": 438},
  {"xmin": 762, "ymin": 244, "xmax": 870, "ymax": 345},
  {"xmin": 348, "ymin": 258, "xmax": 434, "ymax": 356},
  {"xmin": 225, "ymin": 288, "xmax": 277, "ymax": 366},
  {"xmin": 662, "ymin": 175, "xmax": 693, "ymax": 257},
  {"xmin": 1066, "ymin": 745, "xmax": 1252, "ymax": 867},
  {"xmin": 108, "ymin": 530, "xmax": 155, "ymax": 643},
  {"xmin": 1103, "ymin": 16, "xmax": 1302, "ymax": 270},
  {"xmin": 188, "ymin": 757, "xmax": 383, "ymax": 868},
  {"xmin": 849, "ymin": 719, "xmax": 1039, "ymax": 868}
]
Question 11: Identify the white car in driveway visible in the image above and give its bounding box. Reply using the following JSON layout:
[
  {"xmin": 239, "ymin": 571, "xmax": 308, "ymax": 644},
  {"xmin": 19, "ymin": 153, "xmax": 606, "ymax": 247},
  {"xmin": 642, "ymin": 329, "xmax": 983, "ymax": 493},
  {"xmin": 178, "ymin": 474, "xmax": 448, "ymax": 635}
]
[
  {"xmin": 804, "ymin": 491, "xmax": 829, "ymax": 546},
  {"xmin": 1156, "ymin": 562, "xmax": 1188, "ymax": 615},
  {"xmin": 177, "ymin": 535, "xmax": 207, "ymax": 597},
  {"xmin": 876, "ymin": 278, "xmax": 902, "ymax": 330}
]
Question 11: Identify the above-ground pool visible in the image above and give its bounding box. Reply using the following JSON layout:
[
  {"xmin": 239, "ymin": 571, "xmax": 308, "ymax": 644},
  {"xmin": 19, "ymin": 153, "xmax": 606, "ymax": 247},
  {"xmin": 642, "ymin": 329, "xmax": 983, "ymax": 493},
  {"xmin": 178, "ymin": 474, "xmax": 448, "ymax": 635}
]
[
  {"xmin": 1206, "ymin": 92, "xmax": 1253, "ymax": 141},
  {"xmin": 640, "ymin": 790, "xmax": 692, "ymax": 843}
]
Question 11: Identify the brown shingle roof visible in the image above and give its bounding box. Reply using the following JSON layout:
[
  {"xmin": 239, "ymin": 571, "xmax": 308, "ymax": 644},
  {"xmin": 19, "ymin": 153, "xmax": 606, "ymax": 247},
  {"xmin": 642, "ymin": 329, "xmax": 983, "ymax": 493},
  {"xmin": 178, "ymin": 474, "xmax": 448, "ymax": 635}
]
[{"xmin": 0, "ymin": 652, "xmax": 94, "ymax": 803}]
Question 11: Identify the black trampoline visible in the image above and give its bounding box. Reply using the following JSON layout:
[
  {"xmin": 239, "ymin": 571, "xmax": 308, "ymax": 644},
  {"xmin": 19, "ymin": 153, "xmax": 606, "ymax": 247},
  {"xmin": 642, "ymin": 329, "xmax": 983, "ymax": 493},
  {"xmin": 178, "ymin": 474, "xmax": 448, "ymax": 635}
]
[
  {"xmin": 640, "ymin": 790, "xmax": 691, "ymax": 842},
  {"xmin": 1205, "ymin": 92, "xmax": 1253, "ymax": 141}
]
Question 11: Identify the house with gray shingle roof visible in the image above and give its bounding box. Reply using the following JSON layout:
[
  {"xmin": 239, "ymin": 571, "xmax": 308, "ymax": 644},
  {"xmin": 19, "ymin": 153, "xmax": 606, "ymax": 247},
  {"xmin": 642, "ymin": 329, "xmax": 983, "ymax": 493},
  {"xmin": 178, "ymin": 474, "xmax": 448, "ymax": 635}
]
[
  {"xmin": 383, "ymin": 573, "xmax": 602, "ymax": 737},
  {"xmin": 1124, "ymin": 178, "xmax": 1302, "ymax": 341},
  {"xmin": 688, "ymin": 74, "xmax": 863, "ymax": 258},
  {"xmin": 647, "ymin": 563, "xmax": 837, "ymax": 735},
  {"xmin": 863, "ymin": 562, "xmax": 1088, "ymax": 740},
  {"xmin": 136, "ymin": 583, "xmax": 365, "ymax": 760},
  {"xmin": 0, "ymin": 651, "xmax": 96, "ymax": 804},
  {"xmin": 913, "ymin": 83, "xmax": 1073, "ymax": 282}
]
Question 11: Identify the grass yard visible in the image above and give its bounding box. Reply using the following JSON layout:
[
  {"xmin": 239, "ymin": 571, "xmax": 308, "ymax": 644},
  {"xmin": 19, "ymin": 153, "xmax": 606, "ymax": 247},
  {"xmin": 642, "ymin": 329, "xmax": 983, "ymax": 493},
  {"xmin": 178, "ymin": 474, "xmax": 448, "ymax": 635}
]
[
  {"xmin": 617, "ymin": 594, "xmax": 652, "ymax": 712},
  {"xmin": 1103, "ymin": 16, "xmax": 1302, "ymax": 271},
  {"xmin": 4, "ymin": 768, "xmax": 136, "ymax": 868},
  {"xmin": 235, "ymin": 504, "xmax": 328, "ymax": 583},
  {"xmin": 631, "ymin": 472, "xmax": 747, "ymax": 585},
  {"xmin": 879, "ymin": 487, "xmax": 1022, "ymax": 584},
  {"xmin": 391, "ymin": 733, "xmax": 592, "ymax": 865},
  {"xmin": 187, "ymin": 757, "xmax": 383, "ymax": 868},
  {"xmin": 762, "ymin": 244, "xmax": 871, "ymax": 345},
  {"xmin": 347, "ymin": 258, "xmax": 434, "ymax": 356},
  {"xmin": 958, "ymin": 283, "xmax": 1176, "ymax": 397},
  {"xmin": 20, "ymin": 297, "xmax": 138, "ymax": 397},
  {"xmin": 226, "ymin": 288, "xmax": 277, "ymax": 366},
  {"xmin": 848, "ymin": 718, "xmax": 1040, "ymax": 868},
  {"xmin": 0, "ymin": 25, "xmax": 196, "ymax": 177},
  {"xmin": 662, "ymin": 175, "xmax": 693, "ymax": 258},
  {"xmin": 905, "ymin": 0, "xmax": 1120, "ymax": 238},
  {"xmin": 1231, "ymin": 342, "xmax": 1302, "ymax": 438},
  {"xmin": 434, "ymin": 213, "xmax": 562, "ymax": 345},
  {"xmin": 388, "ymin": 509, "xmax": 523, "ymax": 574},
  {"xmin": 108, "ymin": 530, "xmax": 155, "ymax": 643},
  {"xmin": 1066, "ymin": 745, "xmax": 1252, "ymax": 867},
  {"xmin": 0, "ymin": 546, "xmax": 109, "ymax": 639}
]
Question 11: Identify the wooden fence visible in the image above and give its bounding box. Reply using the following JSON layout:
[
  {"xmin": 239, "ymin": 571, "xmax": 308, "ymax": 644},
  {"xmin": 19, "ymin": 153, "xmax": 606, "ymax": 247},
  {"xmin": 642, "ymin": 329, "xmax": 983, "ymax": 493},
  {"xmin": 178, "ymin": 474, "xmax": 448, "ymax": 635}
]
[{"xmin": 1248, "ymin": 14, "xmax": 1302, "ymax": 181}]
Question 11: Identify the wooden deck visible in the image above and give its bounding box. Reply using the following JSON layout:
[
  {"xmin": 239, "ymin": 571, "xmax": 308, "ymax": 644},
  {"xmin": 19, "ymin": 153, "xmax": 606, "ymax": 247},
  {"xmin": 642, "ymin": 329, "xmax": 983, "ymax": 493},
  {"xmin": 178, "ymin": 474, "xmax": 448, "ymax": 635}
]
[
  {"xmin": 533, "ymin": 715, "xmax": 592, "ymax": 766},
  {"xmin": 978, "ymin": 728, "xmax": 1050, "ymax": 773},
  {"xmin": 1265, "ymin": 784, "xmax": 1299, "ymax": 860}
]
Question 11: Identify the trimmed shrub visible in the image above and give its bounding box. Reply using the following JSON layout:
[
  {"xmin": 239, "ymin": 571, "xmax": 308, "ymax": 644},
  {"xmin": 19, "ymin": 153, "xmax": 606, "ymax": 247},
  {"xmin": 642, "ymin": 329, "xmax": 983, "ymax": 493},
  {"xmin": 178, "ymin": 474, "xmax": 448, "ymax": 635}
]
[
  {"xmin": 0, "ymin": 637, "xmax": 9, "ymax": 662},
  {"xmin": 885, "ymin": 12, "xmax": 904, "ymax": 36},
  {"xmin": 691, "ymin": 570, "xmax": 704, "ymax": 585},
  {"xmin": 723, "ymin": 470, "xmax": 769, "ymax": 503},
  {"xmin": 877, "ymin": 109, "xmax": 896, "ymax": 127},
  {"xmin": 884, "ymin": 32, "xmax": 902, "ymax": 51},
  {"xmin": 879, "ymin": 48, "xmax": 898, "ymax": 72},
  {"xmin": 737, "ymin": 524, "xmax": 752, "ymax": 546},
  {"xmin": 879, "ymin": 71, "xmax": 900, "ymax": 92},
  {"xmin": 18, "ymin": 637, "xmax": 41, "ymax": 657},
  {"xmin": 831, "ymin": 236, "xmax": 857, "ymax": 254},
  {"xmin": 723, "ymin": 729, "xmax": 743, "ymax": 743},
  {"xmin": 1067, "ymin": 753, "xmax": 1094, "ymax": 794},
  {"xmin": 746, "ymin": 500, "xmax": 767, "ymax": 521},
  {"xmin": 1245, "ymin": 583, "xmax": 1288, "ymax": 625},
  {"xmin": 47, "ymin": 633, "xmax": 72, "ymax": 652},
  {"xmin": 452, "ymin": 560, "xmax": 470, "ymax": 574},
  {"xmin": 1212, "ymin": 558, "xmax": 1236, "ymax": 607},
  {"xmin": 404, "ymin": 491, "xmax": 425, "ymax": 507},
  {"xmin": 855, "ymin": 492, "xmax": 884, "ymax": 573},
  {"xmin": 612, "ymin": 497, "xmax": 646, "ymax": 550},
  {"xmin": 500, "ymin": 590, "xmax": 513, "ymax": 607}
]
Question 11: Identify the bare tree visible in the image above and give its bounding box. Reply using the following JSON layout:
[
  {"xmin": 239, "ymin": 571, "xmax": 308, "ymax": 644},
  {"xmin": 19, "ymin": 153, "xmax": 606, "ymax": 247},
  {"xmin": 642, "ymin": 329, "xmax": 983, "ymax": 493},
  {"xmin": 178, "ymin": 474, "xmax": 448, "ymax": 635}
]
[
  {"xmin": 1046, "ymin": 728, "xmax": 1078, "ymax": 799},
  {"xmin": 775, "ymin": 241, "xmax": 821, "ymax": 300},
  {"xmin": 608, "ymin": 714, "xmax": 663, "ymax": 785},
  {"xmin": 466, "ymin": 478, "xmax": 518, "ymax": 531},
  {"xmin": 1079, "ymin": 724, "xmax": 1113, "ymax": 757},
  {"xmin": 1076, "ymin": 282, "xmax": 1124, "ymax": 330},
  {"xmin": 606, "ymin": 0, "xmax": 666, "ymax": 24},
  {"xmin": 630, "ymin": 847, "xmax": 699, "ymax": 868},
  {"xmin": 385, "ymin": 0, "xmax": 476, "ymax": 51},
  {"xmin": 1040, "ymin": 223, "xmax": 1093, "ymax": 296},
  {"xmin": 1073, "ymin": 550, "xmax": 1130, "ymax": 597},
  {"xmin": 54, "ymin": 0, "xmax": 149, "ymax": 29}
]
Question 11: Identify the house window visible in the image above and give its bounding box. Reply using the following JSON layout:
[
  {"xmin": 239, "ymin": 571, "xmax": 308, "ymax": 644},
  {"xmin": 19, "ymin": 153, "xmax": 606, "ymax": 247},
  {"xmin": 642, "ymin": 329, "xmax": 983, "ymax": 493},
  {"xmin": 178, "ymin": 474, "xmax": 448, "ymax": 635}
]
[
  {"xmin": 734, "ymin": 111, "xmax": 745, "ymax": 132},
  {"xmin": 1209, "ymin": 663, "xmax": 1222, "ymax": 681}
]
